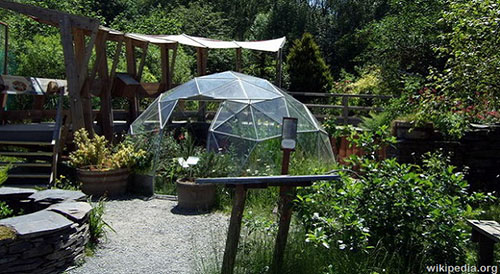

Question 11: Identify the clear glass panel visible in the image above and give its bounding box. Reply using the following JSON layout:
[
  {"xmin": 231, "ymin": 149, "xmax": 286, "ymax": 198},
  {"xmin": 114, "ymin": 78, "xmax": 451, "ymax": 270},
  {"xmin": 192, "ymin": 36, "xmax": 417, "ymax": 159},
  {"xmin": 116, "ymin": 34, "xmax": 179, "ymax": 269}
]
[
  {"xmin": 287, "ymin": 102, "xmax": 317, "ymax": 131},
  {"xmin": 251, "ymin": 107, "xmax": 282, "ymax": 140},
  {"xmin": 203, "ymin": 81, "xmax": 247, "ymax": 100},
  {"xmin": 240, "ymin": 81, "xmax": 283, "ymax": 100},
  {"xmin": 252, "ymin": 98, "xmax": 289, "ymax": 123},
  {"xmin": 161, "ymin": 79, "xmax": 199, "ymax": 101},
  {"xmin": 213, "ymin": 106, "xmax": 257, "ymax": 140},
  {"xmin": 319, "ymin": 132, "xmax": 335, "ymax": 163},
  {"xmin": 244, "ymin": 137, "xmax": 282, "ymax": 175},
  {"xmin": 196, "ymin": 78, "xmax": 234, "ymax": 95},
  {"xmin": 130, "ymin": 101, "xmax": 160, "ymax": 134},
  {"xmin": 211, "ymin": 101, "xmax": 248, "ymax": 130},
  {"xmin": 159, "ymin": 100, "xmax": 177, "ymax": 129}
]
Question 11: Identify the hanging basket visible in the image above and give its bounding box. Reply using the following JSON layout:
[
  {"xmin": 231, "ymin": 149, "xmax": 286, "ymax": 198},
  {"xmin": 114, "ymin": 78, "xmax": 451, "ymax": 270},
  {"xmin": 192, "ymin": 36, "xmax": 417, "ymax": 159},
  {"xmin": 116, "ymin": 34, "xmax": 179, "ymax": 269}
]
[{"xmin": 76, "ymin": 167, "xmax": 129, "ymax": 197}]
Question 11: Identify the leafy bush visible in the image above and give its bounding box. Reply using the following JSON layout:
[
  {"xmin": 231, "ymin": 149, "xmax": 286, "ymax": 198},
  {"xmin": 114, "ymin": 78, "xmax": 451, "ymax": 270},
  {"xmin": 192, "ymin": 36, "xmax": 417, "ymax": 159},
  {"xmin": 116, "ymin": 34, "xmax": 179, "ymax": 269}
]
[
  {"xmin": 296, "ymin": 151, "xmax": 492, "ymax": 272},
  {"xmin": 69, "ymin": 129, "xmax": 146, "ymax": 170}
]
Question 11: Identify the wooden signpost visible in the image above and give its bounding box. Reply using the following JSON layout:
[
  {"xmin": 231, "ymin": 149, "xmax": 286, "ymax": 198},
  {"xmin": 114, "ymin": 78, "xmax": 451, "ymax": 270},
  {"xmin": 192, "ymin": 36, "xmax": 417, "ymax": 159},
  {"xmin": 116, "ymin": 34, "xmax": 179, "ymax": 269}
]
[
  {"xmin": 196, "ymin": 174, "xmax": 339, "ymax": 274},
  {"xmin": 197, "ymin": 116, "xmax": 339, "ymax": 274}
]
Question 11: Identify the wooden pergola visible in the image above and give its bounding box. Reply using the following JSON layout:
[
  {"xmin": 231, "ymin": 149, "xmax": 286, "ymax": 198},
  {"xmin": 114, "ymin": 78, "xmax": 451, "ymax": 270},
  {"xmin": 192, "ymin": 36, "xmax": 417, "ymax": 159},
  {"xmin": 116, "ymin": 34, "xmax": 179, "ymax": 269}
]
[{"xmin": 0, "ymin": 0, "xmax": 285, "ymax": 140}]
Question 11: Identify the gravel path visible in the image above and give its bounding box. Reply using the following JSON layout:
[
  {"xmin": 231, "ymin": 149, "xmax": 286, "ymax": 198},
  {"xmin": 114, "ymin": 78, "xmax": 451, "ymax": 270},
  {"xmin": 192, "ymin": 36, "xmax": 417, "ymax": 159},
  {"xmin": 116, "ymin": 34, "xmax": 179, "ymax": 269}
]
[{"xmin": 69, "ymin": 196, "xmax": 229, "ymax": 274}]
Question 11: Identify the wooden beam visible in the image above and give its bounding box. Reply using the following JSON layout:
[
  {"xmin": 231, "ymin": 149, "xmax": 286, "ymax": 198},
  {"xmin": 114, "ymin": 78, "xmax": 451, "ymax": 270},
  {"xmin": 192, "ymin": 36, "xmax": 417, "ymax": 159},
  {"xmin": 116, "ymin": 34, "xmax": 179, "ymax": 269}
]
[
  {"xmin": 59, "ymin": 15, "xmax": 85, "ymax": 130},
  {"xmin": 0, "ymin": 0, "xmax": 99, "ymax": 31},
  {"xmin": 275, "ymin": 49, "xmax": 283, "ymax": 88},
  {"xmin": 94, "ymin": 30, "xmax": 113, "ymax": 141},
  {"xmin": 125, "ymin": 37, "xmax": 139, "ymax": 121},
  {"xmin": 73, "ymin": 28, "xmax": 94, "ymax": 135},
  {"xmin": 136, "ymin": 42, "xmax": 149, "ymax": 82}
]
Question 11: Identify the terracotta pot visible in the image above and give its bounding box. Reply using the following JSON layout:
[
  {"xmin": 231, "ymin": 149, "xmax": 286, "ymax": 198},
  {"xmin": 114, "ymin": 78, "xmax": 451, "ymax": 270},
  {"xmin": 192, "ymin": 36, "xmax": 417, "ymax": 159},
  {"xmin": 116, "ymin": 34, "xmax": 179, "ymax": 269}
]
[
  {"xmin": 176, "ymin": 179, "xmax": 216, "ymax": 211},
  {"xmin": 131, "ymin": 174, "xmax": 154, "ymax": 197},
  {"xmin": 76, "ymin": 167, "xmax": 129, "ymax": 197}
]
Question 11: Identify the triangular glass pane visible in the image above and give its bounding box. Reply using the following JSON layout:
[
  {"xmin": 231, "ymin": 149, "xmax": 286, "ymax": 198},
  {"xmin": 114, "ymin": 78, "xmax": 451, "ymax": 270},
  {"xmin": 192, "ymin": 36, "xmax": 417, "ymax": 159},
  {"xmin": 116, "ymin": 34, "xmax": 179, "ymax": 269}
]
[
  {"xmin": 203, "ymin": 81, "xmax": 247, "ymax": 100},
  {"xmin": 159, "ymin": 100, "xmax": 177, "ymax": 128},
  {"xmin": 130, "ymin": 101, "xmax": 160, "ymax": 134},
  {"xmin": 287, "ymin": 102, "xmax": 317, "ymax": 131},
  {"xmin": 196, "ymin": 78, "xmax": 233, "ymax": 94},
  {"xmin": 240, "ymin": 81, "xmax": 283, "ymax": 100},
  {"xmin": 213, "ymin": 106, "xmax": 257, "ymax": 140},
  {"xmin": 251, "ymin": 106, "xmax": 282, "ymax": 140},
  {"xmin": 252, "ymin": 98, "xmax": 289, "ymax": 124},
  {"xmin": 211, "ymin": 101, "xmax": 247, "ymax": 130},
  {"xmin": 162, "ymin": 79, "xmax": 199, "ymax": 101},
  {"xmin": 202, "ymin": 71, "xmax": 239, "ymax": 80}
]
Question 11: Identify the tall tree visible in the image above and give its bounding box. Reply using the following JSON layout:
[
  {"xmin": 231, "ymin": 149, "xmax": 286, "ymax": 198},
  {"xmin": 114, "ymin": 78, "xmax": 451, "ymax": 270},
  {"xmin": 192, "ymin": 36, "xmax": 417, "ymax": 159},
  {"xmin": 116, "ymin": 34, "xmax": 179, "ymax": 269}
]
[{"xmin": 287, "ymin": 33, "xmax": 333, "ymax": 93}]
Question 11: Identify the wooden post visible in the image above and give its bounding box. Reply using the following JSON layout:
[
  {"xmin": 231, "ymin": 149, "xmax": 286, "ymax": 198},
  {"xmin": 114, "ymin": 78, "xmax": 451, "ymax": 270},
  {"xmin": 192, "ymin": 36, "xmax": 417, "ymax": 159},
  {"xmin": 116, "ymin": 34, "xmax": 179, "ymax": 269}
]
[
  {"xmin": 477, "ymin": 233, "xmax": 495, "ymax": 270},
  {"xmin": 95, "ymin": 30, "xmax": 113, "ymax": 140},
  {"xmin": 125, "ymin": 37, "xmax": 139, "ymax": 121},
  {"xmin": 197, "ymin": 48, "xmax": 208, "ymax": 121},
  {"xmin": 169, "ymin": 44, "xmax": 177, "ymax": 90},
  {"xmin": 275, "ymin": 49, "xmax": 282, "ymax": 88},
  {"xmin": 271, "ymin": 148, "xmax": 294, "ymax": 273},
  {"xmin": 342, "ymin": 96, "xmax": 349, "ymax": 124},
  {"xmin": 235, "ymin": 48, "xmax": 242, "ymax": 72},
  {"xmin": 73, "ymin": 29, "xmax": 95, "ymax": 136},
  {"xmin": 59, "ymin": 15, "xmax": 85, "ymax": 131},
  {"xmin": 221, "ymin": 185, "xmax": 247, "ymax": 274},
  {"xmin": 160, "ymin": 44, "xmax": 169, "ymax": 91}
]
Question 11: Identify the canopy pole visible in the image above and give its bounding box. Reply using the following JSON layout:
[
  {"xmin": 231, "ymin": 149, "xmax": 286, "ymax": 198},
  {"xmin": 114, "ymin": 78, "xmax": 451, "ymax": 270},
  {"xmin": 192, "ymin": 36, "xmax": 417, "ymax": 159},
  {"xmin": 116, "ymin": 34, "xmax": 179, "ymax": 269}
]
[
  {"xmin": 275, "ymin": 48, "xmax": 283, "ymax": 88},
  {"xmin": 235, "ymin": 48, "xmax": 242, "ymax": 72},
  {"xmin": 196, "ymin": 48, "xmax": 208, "ymax": 121}
]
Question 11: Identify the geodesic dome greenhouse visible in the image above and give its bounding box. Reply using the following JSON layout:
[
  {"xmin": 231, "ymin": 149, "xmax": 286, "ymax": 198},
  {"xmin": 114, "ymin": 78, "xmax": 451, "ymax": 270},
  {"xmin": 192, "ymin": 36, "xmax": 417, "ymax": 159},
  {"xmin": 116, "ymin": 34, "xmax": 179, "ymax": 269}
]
[{"xmin": 130, "ymin": 71, "xmax": 335, "ymax": 172}]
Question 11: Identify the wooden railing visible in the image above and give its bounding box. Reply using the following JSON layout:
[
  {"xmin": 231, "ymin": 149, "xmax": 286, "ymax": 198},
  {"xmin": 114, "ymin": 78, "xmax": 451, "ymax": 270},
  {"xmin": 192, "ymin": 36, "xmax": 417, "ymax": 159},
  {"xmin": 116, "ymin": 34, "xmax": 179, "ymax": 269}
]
[{"xmin": 287, "ymin": 92, "xmax": 393, "ymax": 125}]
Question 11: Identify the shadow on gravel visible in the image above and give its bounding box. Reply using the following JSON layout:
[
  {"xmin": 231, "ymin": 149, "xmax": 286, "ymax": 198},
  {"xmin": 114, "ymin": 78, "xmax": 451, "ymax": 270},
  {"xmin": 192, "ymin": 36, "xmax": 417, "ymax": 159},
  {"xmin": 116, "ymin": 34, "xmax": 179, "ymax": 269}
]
[
  {"xmin": 170, "ymin": 206, "xmax": 212, "ymax": 216},
  {"xmin": 87, "ymin": 193, "xmax": 154, "ymax": 202}
]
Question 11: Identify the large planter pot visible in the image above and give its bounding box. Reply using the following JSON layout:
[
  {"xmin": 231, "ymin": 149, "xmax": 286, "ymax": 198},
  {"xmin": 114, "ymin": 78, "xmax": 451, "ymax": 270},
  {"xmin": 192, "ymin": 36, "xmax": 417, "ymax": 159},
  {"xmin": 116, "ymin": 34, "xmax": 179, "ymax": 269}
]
[
  {"xmin": 393, "ymin": 120, "xmax": 434, "ymax": 140},
  {"xmin": 131, "ymin": 174, "xmax": 154, "ymax": 197},
  {"xmin": 176, "ymin": 179, "xmax": 216, "ymax": 211},
  {"xmin": 76, "ymin": 167, "xmax": 129, "ymax": 197}
]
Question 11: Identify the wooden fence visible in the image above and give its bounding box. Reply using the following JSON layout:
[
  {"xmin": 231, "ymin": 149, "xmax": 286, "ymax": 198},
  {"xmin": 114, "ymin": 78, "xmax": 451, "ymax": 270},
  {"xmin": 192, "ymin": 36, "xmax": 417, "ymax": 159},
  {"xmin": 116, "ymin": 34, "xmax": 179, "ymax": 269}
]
[{"xmin": 287, "ymin": 92, "xmax": 393, "ymax": 125}]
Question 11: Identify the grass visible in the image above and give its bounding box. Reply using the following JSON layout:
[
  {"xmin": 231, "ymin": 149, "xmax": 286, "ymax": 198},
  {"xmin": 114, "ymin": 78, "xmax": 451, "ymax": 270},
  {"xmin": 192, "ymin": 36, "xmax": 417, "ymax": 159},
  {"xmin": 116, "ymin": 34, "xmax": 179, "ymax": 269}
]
[
  {"xmin": 196, "ymin": 220, "xmax": 416, "ymax": 274},
  {"xmin": 86, "ymin": 197, "xmax": 114, "ymax": 254}
]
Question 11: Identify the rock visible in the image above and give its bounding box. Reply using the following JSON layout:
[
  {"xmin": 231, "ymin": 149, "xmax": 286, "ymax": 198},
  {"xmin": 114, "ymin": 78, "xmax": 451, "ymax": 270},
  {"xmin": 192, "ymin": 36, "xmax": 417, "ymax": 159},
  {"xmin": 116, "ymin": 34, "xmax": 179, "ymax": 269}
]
[
  {"xmin": 0, "ymin": 187, "xmax": 37, "ymax": 200},
  {"xmin": 0, "ymin": 210, "xmax": 73, "ymax": 238},
  {"xmin": 29, "ymin": 189, "xmax": 86, "ymax": 205},
  {"xmin": 47, "ymin": 202, "xmax": 92, "ymax": 222},
  {"xmin": 22, "ymin": 245, "xmax": 54, "ymax": 259}
]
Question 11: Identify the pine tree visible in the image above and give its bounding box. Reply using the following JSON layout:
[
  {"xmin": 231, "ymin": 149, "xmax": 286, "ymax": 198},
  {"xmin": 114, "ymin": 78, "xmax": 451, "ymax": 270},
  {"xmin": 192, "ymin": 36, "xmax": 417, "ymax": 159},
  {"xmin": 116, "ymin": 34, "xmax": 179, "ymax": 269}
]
[{"xmin": 287, "ymin": 33, "xmax": 333, "ymax": 93}]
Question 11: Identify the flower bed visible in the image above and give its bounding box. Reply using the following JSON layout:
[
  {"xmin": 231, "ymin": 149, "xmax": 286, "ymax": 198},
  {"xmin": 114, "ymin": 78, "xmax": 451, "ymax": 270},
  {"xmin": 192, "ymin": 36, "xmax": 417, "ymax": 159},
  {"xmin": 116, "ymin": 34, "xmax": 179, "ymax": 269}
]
[{"xmin": 0, "ymin": 187, "xmax": 90, "ymax": 274}]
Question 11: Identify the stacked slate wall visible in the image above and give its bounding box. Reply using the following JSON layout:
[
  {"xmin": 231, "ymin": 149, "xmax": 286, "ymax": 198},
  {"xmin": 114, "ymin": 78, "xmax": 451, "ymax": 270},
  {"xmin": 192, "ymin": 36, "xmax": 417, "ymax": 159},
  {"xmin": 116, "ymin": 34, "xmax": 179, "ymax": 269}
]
[{"xmin": 0, "ymin": 188, "xmax": 90, "ymax": 274}]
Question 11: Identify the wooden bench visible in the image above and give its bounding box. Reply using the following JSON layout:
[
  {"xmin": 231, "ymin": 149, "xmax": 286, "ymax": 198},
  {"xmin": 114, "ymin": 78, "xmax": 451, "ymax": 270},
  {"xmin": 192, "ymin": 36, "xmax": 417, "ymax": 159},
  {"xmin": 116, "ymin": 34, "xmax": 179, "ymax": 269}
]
[{"xmin": 467, "ymin": 219, "xmax": 500, "ymax": 267}]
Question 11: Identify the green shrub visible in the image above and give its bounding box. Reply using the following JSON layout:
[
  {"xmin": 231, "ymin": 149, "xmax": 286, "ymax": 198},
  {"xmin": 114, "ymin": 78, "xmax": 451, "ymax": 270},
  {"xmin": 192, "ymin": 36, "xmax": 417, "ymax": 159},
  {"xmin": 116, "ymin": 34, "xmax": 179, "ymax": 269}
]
[{"xmin": 295, "ymin": 151, "xmax": 492, "ymax": 272}]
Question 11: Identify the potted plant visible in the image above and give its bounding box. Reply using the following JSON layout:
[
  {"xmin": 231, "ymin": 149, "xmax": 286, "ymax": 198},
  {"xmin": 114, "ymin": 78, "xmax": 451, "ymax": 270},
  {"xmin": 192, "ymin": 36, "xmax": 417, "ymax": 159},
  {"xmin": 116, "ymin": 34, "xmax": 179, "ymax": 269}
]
[
  {"xmin": 69, "ymin": 129, "xmax": 145, "ymax": 197},
  {"xmin": 130, "ymin": 150, "xmax": 155, "ymax": 197},
  {"xmin": 175, "ymin": 149, "xmax": 234, "ymax": 212}
]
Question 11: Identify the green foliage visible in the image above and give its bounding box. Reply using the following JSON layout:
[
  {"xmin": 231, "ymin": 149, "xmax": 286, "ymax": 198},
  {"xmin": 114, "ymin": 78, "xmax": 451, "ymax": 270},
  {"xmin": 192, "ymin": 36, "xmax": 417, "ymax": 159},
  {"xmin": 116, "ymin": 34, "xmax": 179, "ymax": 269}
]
[
  {"xmin": 295, "ymin": 151, "xmax": 493, "ymax": 272},
  {"xmin": 287, "ymin": 33, "xmax": 333, "ymax": 93},
  {"xmin": 15, "ymin": 34, "xmax": 65, "ymax": 78},
  {"xmin": 87, "ymin": 198, "xmax": 114, "ymax": 251},
  {"xmin": 432, "ymin": 0, "xmax": 500, "ymax": 110},
  {"xmin": 0, "ymin": 202, "xmax": 13, "ymax": 220},
  {"xmin": 69, "ymin": 129, "xmax": 146, "ymax": 170}
]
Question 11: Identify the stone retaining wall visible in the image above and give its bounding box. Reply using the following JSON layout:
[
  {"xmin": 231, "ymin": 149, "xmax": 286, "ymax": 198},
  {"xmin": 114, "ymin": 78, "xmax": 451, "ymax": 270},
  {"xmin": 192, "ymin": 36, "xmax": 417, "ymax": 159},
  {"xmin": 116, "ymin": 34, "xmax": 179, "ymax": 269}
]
[{"xmin": 0, "ymin": 188, "xmax": 90, "ymax": 274}]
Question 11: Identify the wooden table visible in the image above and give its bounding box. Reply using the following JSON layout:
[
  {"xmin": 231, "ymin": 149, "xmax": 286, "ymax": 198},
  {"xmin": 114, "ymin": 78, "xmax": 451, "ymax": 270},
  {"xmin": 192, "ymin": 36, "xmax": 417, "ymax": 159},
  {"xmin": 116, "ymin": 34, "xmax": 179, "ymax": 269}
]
[
  {"xmin": 468, "ymin": 219, "xmax": 500, "ymax": 270},
  {"xmin": 196, "ymin": 174, "xmax": 340, "ymax": 274}
]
